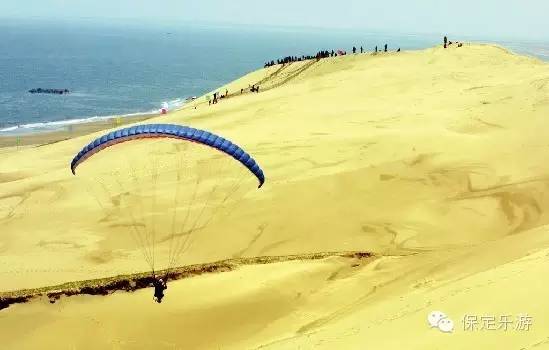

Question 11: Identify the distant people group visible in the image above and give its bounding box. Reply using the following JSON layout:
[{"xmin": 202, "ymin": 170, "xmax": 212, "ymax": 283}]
[
  {"xmin": 203, "ymin": 37, "xmax": 464, "ymax": 110},
  {"xmin": 208, "ymin": 85, "xmax": 260, "ymax": 106},
  {"xmin": 444, "ymin": 36, "xmax": 464, "ymax": 48},
  {"xmin": 372, "ymin": 44, "xmax": 401, "ymax": 54},
  {"xmin": 264, "ymin": 49, "xmax": 352, "ymax": 68},
  {"xmin": 206, "ymin": 36, "xmax": 466, "ymax": 110},
  {"xmin": 211, "ymin": 41, "xmax": 408, "ymax": 107},
  {"xmin": 208, "ymin": 90, "xmax": 227, "ymax": 105},
  {"xmin": 264, "ymin": 43, "xmax": 406, "ymax": 68}
]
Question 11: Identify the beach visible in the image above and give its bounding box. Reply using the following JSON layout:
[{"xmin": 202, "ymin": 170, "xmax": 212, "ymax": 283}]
[
  {"xmin": 0, "ymin": 113, "xmax": 158, "ymax": 148},
  {"xmin": 1, "ymin": 43, "xmax": 549, "ymax": 349}
]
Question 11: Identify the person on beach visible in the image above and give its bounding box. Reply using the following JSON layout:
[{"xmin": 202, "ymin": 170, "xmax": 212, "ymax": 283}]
[
  {"xmin": 152, "ymin": 275, "xmax": 168, "ymax": 303},
  {"xmin": 360, "ymin": 46, "xmax": 363, "ymax": 53},
  {"xmin": 384, "ymin": 44, "xmax": 387, "ymax": 52},
  {"xmin": 353, "ymin": 46, "xmax": 357, "ymax": 54},
  {"xmin": 444, "ymin": 36, "xmax": 448, "ymax": 48}
]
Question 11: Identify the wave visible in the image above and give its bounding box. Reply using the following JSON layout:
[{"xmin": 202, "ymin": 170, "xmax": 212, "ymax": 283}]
[
  {"xmin": 163, "ymin": 97, "xmax": 190, "ymax": 110},
  {"xmin": 0, "ymin": 97, "xmax": 191, "ymax": 135}
]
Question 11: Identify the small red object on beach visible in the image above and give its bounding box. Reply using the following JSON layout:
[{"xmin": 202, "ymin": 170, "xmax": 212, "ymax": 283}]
[{"xmin": 160, "ymin": 108, "xmax": 167, "ymax": 114}]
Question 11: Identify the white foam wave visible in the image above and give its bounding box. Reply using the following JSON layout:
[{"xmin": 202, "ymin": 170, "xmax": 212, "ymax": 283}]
[
  {"xmin": 0, "ymin": 97, "xmax": 191, "ymax": 135},
  {"xmin": 162, "ymin": 97, "xmax": 191, "ymax": 111},
  {"xmin": 0, "ymin": 111, "xmax": 155, "ymax": 135}
]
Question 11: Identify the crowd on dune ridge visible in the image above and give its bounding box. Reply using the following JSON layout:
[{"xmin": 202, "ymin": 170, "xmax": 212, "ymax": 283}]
[
  {"xmin": 207, "ymin": 84, "xmax": 261, "ymax": 106},
  {"xmin": 264, "ymin": 35, "xmax": 463, "ymax": 68},
  {"xmin": 263, "ymin": 43, "xmax": 395, "ymax": 68},
  {"xmin": 206, "ymin": 36, "xmax": 462, "ymax": 107}
]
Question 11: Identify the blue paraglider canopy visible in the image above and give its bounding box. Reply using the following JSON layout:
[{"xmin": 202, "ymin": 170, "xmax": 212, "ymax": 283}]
[{"xmin": 70, "ymin": 123, "xmax": 265, "ymax": 188}]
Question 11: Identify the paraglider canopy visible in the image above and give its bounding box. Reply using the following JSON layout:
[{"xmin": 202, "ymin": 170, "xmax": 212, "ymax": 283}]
[
  {"xmin": 70, "ymin": 123, "xmax": 266, "ymax": 272},
  {"xmin": 71, "ymin": 124, "xmax": 265, "ymax": 188}
]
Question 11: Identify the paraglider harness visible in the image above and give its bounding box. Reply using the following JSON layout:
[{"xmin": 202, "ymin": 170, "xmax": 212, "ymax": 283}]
[{"xmin": 152, "ymin": 273, "xmax": 168, "ymax": 303}]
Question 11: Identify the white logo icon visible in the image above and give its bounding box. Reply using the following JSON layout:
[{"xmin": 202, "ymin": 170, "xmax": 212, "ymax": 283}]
[
  {"xmin": 428, "ymin": 311, "xmax": 454, "ymax": 333},
  {"xmin": 437, "ymin": 318, "xmax": 454, "ymax": 333}
]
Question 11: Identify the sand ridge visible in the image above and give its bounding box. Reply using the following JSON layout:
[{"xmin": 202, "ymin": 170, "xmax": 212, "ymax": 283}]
[{"xmin": 0, "ymin": 251, "xmax": 373, "ymax": 311}]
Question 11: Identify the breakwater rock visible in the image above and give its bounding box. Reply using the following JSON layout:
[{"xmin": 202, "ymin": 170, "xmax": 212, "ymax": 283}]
[{"xmin": 29, "ymin": 88, "xmax": 70, "ymax": 95}]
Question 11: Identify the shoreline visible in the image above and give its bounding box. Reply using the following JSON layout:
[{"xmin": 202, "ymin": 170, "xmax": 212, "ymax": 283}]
[
  {"xmin": 0, "ymin": 95, "xmax": 197, "ymax": 147},
  {"xmin": 0, "ymin": 113, "xmax": 160, "ymax": 148}
]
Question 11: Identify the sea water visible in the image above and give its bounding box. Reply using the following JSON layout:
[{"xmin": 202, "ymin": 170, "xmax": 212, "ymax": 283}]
[{"xmin": 0, "ymin": 19, "xmax": 546, "ymax": 135}]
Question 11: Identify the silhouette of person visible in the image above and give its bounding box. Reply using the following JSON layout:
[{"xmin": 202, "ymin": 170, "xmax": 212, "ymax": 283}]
[
  {"xmin": 444, "ymin": 36, "xmax": 448, "ymax": 48},
  {"xmin": 152, "ymin": 275, "xmax": 167, "ymax": 303}
]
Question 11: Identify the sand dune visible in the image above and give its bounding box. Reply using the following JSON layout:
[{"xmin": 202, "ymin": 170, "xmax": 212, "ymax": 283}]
[{"xmin": 1, "ymin": 43, "xmax": 549, "ymax": 348}]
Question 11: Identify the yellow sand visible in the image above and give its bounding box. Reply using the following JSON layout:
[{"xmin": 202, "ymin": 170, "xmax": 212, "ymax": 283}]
[{"xmin": 2, "ymin": 43, "xmax": 549, "ymax": 349}]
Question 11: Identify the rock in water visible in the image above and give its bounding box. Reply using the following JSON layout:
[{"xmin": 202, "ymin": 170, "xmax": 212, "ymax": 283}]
[{"xmin": 28, "ymin": 88, "xmax": 70, "ymax": 95}]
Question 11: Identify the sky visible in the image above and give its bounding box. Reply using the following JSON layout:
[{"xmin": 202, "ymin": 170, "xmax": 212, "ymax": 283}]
[{"xmin": 1, "ymin": 0, "xmax": 548, "ymax": 41}]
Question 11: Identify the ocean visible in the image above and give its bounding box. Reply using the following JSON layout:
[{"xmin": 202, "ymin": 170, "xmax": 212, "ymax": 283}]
[{"xmin": 0, "ymin": 19, "xmax": 547, "ymax": 135}]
